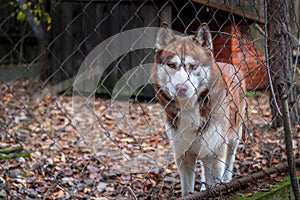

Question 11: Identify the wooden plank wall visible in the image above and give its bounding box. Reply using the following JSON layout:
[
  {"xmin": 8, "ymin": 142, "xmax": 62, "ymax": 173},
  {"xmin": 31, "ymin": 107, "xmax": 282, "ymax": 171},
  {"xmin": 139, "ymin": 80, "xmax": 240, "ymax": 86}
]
[{"xmin": 49, "ymin": 1, "xmax": 170, "ymax": 97}]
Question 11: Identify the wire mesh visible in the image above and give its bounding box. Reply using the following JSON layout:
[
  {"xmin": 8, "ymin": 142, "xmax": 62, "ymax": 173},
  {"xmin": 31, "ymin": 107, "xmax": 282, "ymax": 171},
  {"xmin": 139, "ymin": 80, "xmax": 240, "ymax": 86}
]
[{"xmin": 0, "ymin": 0, "xmax": 299, "ymax": 199}]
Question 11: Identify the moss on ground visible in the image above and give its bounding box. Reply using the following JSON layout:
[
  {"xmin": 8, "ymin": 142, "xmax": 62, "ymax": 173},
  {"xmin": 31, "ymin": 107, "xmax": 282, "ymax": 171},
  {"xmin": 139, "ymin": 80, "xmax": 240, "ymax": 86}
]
[{"xmin": 232, "ymin": 176, "xmax": 300, "ymax": 200}]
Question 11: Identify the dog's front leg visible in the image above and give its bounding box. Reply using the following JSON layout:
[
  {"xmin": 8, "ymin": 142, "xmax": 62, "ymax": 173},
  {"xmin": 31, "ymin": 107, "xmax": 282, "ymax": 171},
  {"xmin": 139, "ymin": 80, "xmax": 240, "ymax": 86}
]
[
  {"xmin": 223, "ymin": 138, "xmax": 240, "ymax": 182},
  {"xmin": 202, "ymin": 150, "xmax": 227, "ymax": 187},
  {"xmin": 175, "ymin": 149, "xmax": 197, "ymax": 196}
]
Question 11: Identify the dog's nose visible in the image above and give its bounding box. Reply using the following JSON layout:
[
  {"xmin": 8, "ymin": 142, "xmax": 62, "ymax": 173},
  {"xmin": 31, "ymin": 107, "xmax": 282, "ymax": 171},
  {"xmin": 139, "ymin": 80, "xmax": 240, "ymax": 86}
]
[{"xmin": 175, "ymin": 83, "xmax": 188, "ymax": 95}]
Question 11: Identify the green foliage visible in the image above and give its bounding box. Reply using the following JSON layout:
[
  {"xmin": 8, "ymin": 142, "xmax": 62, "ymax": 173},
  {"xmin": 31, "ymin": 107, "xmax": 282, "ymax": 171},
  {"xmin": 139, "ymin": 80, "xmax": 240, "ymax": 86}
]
[
  {"xmin": 233, "ymin": 177, "xmax": 300, "ymax": 200},
  {"xmin": 246, "ymin": 91, "xmax": 258, "ymax": 98},
  {"xmin": 16, "ymin": 10, "xmax": 26, "ymax": 21},
  {"xmin": 11, "ymin": 0, "xmax": 51, "ymax": 31},
  {"xmin": 0, "ymin": 146, "xmax": 31, "ymax": 160}
]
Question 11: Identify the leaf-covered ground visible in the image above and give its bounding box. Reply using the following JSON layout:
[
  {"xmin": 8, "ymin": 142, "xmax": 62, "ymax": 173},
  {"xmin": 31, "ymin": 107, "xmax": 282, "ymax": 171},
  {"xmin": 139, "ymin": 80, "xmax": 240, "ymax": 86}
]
[{"xmin": 0, "ymin": 79, "xmax": 299, "ymax": 199}]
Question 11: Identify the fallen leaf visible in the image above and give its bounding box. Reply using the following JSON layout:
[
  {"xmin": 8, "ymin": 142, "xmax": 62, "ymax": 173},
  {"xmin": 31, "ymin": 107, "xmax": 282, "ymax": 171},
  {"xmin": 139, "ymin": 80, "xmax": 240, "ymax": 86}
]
[{"xmin": 244, "ymin": 193, "xmax": 253, "ymax": 197}]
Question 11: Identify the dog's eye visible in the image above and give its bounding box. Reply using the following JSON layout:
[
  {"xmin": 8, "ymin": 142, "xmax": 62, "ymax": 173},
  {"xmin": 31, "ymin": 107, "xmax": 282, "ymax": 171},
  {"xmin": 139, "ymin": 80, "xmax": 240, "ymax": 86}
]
[
  {"xmin": 167, "ymin": 63, "xmax": 177, "ymax": 69},
  {"xmin": 189, "ymin": 64, "xmax": 197, "ymax": 70}
]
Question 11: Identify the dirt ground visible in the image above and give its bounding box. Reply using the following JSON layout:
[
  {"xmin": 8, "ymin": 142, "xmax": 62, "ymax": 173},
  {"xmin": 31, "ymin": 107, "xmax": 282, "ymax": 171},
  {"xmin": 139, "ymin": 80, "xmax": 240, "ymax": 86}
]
[{"xmin": 0, "ymin": 79, "xmax": 299, "ymax": 199}]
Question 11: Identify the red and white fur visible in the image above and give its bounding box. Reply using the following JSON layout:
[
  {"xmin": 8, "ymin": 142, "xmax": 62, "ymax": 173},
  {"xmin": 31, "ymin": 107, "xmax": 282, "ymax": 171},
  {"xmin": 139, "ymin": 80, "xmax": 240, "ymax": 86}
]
[{"xmin": 152, "ymin": 23, "xmax": 246, "ymax": 196}]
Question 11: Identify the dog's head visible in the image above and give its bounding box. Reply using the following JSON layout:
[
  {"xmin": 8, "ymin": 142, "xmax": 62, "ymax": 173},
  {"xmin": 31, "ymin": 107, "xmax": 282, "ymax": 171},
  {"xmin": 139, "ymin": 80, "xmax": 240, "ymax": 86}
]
[{"xmin": 153, "ymin": 23, "xmax": 214, "ymax": 99}]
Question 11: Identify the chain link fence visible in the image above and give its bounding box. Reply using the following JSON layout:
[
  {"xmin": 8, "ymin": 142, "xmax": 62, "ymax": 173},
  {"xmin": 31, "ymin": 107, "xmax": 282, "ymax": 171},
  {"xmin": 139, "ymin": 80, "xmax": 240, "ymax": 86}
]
[{"xmin": 0, "ymin": 0, "xmax": 300, "ymax": 199}]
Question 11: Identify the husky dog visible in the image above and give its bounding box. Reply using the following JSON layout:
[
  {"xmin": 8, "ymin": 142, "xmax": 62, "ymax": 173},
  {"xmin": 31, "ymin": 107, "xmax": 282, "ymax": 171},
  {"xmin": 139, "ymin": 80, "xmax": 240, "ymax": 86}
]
[{"xmin": 152, "ymin": 23, "xmax": 246, "ymax": 196}]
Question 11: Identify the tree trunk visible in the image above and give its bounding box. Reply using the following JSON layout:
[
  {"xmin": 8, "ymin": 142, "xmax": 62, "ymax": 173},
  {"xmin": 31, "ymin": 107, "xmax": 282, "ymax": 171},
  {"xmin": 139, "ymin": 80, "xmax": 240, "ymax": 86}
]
[
  {"xmin": 267, "ymin": 0, "xmax": 299, "ymax": 129},
  {"xmin": 39, "ymin": 0, "xmax": 51, "ymax": 83}
]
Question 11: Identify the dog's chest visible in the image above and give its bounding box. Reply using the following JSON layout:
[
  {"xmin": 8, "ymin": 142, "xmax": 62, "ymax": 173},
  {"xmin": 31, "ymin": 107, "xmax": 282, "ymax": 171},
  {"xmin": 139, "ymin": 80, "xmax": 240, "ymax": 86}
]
[
  {"xmin": 166, "ymin": 99, "xmax": 205, "ymax": 140},
  {"xmin": 178, "ymin": 104, "xmax": 202, "ymax": 134},
  {"xmin": 165, "ymin": 98, "xmax": 223, "ymax": 157}
]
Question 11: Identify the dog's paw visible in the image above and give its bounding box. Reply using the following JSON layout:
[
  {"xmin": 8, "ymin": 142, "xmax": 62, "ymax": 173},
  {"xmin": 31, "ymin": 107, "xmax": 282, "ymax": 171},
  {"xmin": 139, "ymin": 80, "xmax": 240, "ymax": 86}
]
[{"xmin": 200, "ymin": 183, "xmax": 206, "ymax": 191}]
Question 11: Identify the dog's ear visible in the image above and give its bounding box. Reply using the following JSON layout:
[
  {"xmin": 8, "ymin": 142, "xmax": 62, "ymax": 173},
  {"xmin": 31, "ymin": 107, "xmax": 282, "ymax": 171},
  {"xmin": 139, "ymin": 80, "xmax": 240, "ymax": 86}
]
[
  {"xmin": 195, "ymin": 23, "xmax": 213, "ymax": 51},
  {"xmin": 156, "ymin": 22, "xmax": 175, "ymax": 50}
]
